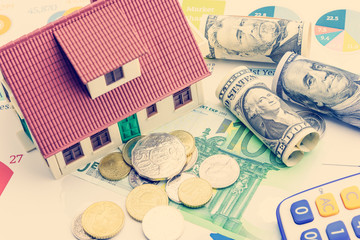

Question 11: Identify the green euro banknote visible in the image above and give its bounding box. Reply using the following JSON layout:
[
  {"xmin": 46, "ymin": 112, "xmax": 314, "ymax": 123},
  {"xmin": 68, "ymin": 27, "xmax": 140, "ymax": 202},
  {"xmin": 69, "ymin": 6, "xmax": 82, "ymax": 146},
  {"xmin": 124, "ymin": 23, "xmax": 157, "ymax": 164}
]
[{"xmin": 73, "ymin": 104, "xmax": 322, "ymax": 240}]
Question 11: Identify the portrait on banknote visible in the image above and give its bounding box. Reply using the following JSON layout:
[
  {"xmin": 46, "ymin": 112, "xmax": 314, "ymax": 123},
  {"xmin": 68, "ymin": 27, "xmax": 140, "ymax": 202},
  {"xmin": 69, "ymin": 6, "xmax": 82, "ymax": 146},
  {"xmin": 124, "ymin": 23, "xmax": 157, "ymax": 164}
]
[
  {"xmin": 274, "ymin": 52, "xmax": 360, "ymax": 128},
  {"xmin": 239, "ymin": 85, "xmax": 303, "ymax": 140},
  {"xmin": 202, "ymin": 15, "xmax": 306, "ymax": 63},
  {"xmin": 217, "ymin": 66, "xmax": 319, "ymax": 166}
]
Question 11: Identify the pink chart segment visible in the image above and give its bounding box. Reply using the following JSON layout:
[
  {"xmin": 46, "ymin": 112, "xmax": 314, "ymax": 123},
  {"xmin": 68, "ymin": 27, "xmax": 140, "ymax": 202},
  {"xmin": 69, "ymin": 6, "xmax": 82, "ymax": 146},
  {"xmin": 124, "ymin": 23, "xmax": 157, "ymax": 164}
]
[{"xmin": 0, "ymin": 161, "xmax": 13, "ymax": 197}]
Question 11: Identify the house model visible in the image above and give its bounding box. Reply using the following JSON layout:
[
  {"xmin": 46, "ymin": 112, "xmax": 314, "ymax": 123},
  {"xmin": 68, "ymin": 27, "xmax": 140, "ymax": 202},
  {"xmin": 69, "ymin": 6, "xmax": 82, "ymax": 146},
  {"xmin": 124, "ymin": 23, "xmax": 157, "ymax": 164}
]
[{"xmin": 0, "ymin": 0, "xmax": 210, "ymax": 179}]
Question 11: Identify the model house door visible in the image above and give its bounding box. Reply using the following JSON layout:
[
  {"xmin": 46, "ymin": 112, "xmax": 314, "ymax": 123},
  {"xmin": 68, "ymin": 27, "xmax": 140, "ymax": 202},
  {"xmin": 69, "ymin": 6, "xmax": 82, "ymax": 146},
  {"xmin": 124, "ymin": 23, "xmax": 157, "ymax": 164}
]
[{"xmin": 117, "ymin": 114, "xmax": 141, "ymax": 143}]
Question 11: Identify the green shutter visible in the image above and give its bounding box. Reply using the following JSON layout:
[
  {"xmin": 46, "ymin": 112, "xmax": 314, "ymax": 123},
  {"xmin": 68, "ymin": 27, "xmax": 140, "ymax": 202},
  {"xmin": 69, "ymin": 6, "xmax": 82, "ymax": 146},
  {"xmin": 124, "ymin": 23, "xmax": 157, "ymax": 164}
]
[
  {"xmin": 20, "ymin": 118, "xmax": 33, "ymax": 142},
  {"xmin": 117, "ymin": 114, "xmax": 141, "ymax": 142}
]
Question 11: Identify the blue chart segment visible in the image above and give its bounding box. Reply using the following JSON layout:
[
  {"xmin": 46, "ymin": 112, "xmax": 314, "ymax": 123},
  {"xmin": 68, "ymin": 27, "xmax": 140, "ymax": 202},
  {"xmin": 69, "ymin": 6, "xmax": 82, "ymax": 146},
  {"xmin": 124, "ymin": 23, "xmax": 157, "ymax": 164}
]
[
  {"xmin": 249, "ymin": 6, "xmax": 300, "ymax": 21},
  {"xmin": 315, "ymin": 9, "xmax": 360, "ymax": 52}
]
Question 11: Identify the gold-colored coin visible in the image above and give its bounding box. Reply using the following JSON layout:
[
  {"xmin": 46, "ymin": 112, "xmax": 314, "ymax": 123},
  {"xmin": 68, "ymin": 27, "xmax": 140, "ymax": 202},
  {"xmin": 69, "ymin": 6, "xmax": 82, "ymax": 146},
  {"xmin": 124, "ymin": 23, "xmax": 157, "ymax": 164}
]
[
  {"xmin": 81, "ymin": 201, "xmax": 125, "ymax": 239},
  {"xmin": 178, "ymin": 177, "xmax": 213, "ymax": 208},
  {"xmin": 122, "ymin": 135, "xmax": 144, "ymax": 166},
  {"xmin": 126, "ymin": 184, "xmax": 168, "ymax": 221},
  {"xmin": 170, "ymin": 130, "xmax": 195, "ymax": 156},
  {"xmin": 98, "ymin": 152, "xmax": 131, "ymax": 181}
]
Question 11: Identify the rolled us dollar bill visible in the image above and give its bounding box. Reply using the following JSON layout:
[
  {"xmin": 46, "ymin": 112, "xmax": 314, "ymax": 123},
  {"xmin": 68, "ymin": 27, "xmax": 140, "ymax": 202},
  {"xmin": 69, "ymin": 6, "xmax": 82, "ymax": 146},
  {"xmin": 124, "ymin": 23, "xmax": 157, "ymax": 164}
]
[
  {"xmin": 216, "ymin": 66, "xmax": 320, "ymax": 166},
  {"xmin": 273, "ymin": 52, "xmax": 360, "ymax": 129},
  {"xmin": 200, "ymin": 15, "xmax": 311, "ymax": 63}
]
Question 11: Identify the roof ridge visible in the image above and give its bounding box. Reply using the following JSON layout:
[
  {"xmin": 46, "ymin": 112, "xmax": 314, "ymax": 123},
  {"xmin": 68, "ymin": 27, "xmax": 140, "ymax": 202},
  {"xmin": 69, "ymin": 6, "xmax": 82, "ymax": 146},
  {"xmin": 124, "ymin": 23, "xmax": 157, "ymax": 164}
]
[{"xmin": 0, "ymin": 0, "xmax": 119, "ymax": 52}]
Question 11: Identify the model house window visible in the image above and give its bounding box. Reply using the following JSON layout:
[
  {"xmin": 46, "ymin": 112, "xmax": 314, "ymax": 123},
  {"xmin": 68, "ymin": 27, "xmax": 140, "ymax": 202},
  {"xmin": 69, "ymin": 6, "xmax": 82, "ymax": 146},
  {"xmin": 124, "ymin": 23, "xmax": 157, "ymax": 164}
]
[
  {"xmin": 62, "ymin": 143, "xmax": 84, "ymax": 164},
  {"xmin": 173, "ymin": 87, "xmax": 192, "ymax": 109},
  {"xmin": 90, "ymin": 128, "xmax": 111, "ymax": 150},
  {"xmin": 146, "ymin": 104, "xmax": 157, "ymax": 117},
  {"xmin": 105, "ymin": 67, "xmax": 124, "ymax": 85}
]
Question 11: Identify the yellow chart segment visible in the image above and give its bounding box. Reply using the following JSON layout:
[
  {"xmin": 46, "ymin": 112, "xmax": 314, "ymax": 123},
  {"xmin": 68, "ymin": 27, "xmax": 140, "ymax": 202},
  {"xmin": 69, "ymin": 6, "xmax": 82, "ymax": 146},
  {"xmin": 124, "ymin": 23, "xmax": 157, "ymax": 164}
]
[
  {"xmin": 343, "ymin": 31, "xmax": 360, "ymax": 52},
  {"xmin": 0, "ymin": 15, "xmax": 11, "ymax": 35},
  {"xmin": 63, "ymin": 7, "xmax": 82, "ymax": 16}
]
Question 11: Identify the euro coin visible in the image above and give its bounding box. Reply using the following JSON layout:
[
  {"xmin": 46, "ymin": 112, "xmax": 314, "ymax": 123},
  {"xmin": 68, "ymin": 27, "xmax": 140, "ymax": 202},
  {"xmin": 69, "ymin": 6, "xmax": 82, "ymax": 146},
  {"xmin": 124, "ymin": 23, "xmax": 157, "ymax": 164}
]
[
  {"xmin": 169, "ymin": 130, "xmax": 195, "ymax": 156},
  {"xmin": 122, "ymin": 135, "xmax": 144, "ymax": 166},
  {"xmin": 81, "ymin": 201, "xmax": 125, "ymax": 239},
  {"xmin": 178, "ymin": 177, "xmax": 213, "ymax": 208},
  {"xmin": 126, "ymin": 184, "xmax": 168, "ymax": 221},
  {"xmin": 98, "ymin": 152, "xmax": 131, "ymax": 181},
  {"xmin": 165, "ymin": 172, "xmax": 196, "ymax": 203},
  {"xmin": 183, "ymin": 146, "xmax": 198, "ymax": 171}
]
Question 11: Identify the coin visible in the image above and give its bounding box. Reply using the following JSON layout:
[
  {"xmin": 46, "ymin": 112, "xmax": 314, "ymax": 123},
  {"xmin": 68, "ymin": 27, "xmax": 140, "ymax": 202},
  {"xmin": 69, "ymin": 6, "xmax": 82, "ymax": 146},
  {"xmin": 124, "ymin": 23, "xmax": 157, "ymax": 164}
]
[
  {"xmin": 126, "ymin": 184, "xmax": 169, "ymax": 221},
  {"xmin": 128, "ymin": 168, "xmax": 159, "ymax": 188},
  {"xmin": 98, "ymin": 152, "xmax": 131, "ymax": 181},
  {"xmin": 199, "ymin": 154, "xmax": 240, "ymax": 189},
  {"xmin": 178, "ymin": 177, "xmax": 213, "ymax": 208},
  {"xmin": 132, "ymin": 133, "xmax": 187, "ymax": 181},
  {"xmin": 169, "ymin": 130, "xmax": 195, "ymax": 156},
  {"xmin": 81, "ymin": 201, "xmax": 125, "ymax": 239},
  {"xmin": 183, "ymin": 146, "xmax": 198, "ymax": 171},
  {"xmin": 71, "ymin": 213, "xmax": 96, "ymax": 240},
  {"xmin": 122, "ymin": 135, "xmax": 144, "ymax": 166},
  {"xmin": 142, "ymin": 205, "xmax": 185, "ymax": 240},
  {"xmin": 165, "ymin": 172, "xmax": 196, "ymax": 203},
  {"xmin": 296, "ymin": 110, "xmax": 326, "ymax": 138}
]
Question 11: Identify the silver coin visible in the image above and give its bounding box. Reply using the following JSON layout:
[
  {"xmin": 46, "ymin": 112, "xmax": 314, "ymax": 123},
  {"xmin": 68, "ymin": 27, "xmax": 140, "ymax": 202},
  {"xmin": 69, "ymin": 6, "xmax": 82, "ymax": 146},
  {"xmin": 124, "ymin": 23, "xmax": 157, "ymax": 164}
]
[
  {"xmin": 296, "ymin": 110, "xmax": 326, "ymax": 137},
  {"xmin": 128, "ymin": 168, "xmax": 159, "ymax": 188},
  {"xmin": 71, "ymin": 213, "xmax": 96, "ymax": 240},
  {"xmin": 132, "ymin": 133, "xmax": 187, "ymax": 181},
  {"xmin": 199, "ymin": 154, "xmax": 240, "ymax": 189},
  {"xmin": 183, "ymin": 147, "xmax": 198, "ymax": 171},
  {"xmin": 165, "ymin": 172, "xmax": 196, "ymax": 203}
]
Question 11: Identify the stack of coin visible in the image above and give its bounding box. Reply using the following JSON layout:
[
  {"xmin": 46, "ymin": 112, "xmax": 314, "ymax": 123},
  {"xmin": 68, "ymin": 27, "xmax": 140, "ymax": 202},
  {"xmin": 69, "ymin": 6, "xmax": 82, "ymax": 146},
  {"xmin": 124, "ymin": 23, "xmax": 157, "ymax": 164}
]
[
  {"xmin": 165, "ymin": 172, "xmax": 196, "ymax": 203},
  {"xmin": 71, "ymin": 213, "xmax": 96, "ymax": 240},
  {"xmin": 132, "ymin": 133, "xmax": 187, "ymax": 181},
  {"xmin": 97, "ymin": 131, "xmax": 198, "ymax": 188},
  {"xmin": 74, "ymin": 130, "xmax": 245, "ymax": 238}
]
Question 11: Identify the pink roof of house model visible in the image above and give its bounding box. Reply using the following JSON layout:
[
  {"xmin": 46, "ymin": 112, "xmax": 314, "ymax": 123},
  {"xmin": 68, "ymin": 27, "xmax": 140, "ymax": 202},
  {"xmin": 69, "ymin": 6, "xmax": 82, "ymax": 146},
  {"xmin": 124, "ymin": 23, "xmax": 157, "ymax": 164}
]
[
  {"xmin": 0, "ymin": 0, "xmax": 210, "ymax": 158},
  {"xmin": 54, "ymin": 3, "xmax": 146, "ymax": 84}
]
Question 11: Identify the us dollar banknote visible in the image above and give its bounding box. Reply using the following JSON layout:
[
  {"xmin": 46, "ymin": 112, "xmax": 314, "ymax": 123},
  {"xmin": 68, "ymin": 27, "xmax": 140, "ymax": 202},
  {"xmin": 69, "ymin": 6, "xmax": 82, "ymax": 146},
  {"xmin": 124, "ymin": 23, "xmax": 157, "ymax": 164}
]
[
  {"xmin": 216, "ymin": 66, "xmax": 319, "ymax": 166},
  {"xmin": 200, "ymin": 15, "xmax": 310, "ymax": 63},
  {"xmin": 273, "ymin": 52, "xmax": 360, "ymax": 129}
]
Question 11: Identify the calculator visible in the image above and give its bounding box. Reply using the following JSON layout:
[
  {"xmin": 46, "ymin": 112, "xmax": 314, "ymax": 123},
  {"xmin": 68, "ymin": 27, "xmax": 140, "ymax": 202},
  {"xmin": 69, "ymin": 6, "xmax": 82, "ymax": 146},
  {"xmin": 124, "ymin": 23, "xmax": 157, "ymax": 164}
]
[{"xmin": 276, "ymin": 172, "xmax": 360, "ymax": 240}]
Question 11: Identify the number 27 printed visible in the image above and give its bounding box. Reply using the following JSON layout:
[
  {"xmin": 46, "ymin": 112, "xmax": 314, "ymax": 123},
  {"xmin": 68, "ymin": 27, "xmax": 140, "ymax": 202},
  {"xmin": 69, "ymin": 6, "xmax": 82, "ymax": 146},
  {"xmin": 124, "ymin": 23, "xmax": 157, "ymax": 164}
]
[{"xmin": 9, "ymin": 154, "xmax": 23, "ymax": 164}]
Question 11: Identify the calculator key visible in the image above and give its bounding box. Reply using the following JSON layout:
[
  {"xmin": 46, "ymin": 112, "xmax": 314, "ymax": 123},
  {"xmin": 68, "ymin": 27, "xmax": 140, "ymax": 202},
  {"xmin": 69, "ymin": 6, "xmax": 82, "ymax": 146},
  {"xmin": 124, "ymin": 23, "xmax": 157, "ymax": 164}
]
[
  {"xmin": 300, "ymin": 228, "xmax": 322, "ymax": 240},
  {"xmin": 326, "ymin": 221, "xmax": 350, "ymax": 240},
  {"xmin": 315, "ymin": 193, "xmax": 339, "ymax": 217},
  {"xmin": 340, "ymin": 185, "xmax": 360, "ymax": 210},
  {"xmin": 290, "ymin": 200, "xmax": 314, "ymax": 224},
  {"xmin": 351, "ymin": 215, "xmax": 360, "ymax": 238}
]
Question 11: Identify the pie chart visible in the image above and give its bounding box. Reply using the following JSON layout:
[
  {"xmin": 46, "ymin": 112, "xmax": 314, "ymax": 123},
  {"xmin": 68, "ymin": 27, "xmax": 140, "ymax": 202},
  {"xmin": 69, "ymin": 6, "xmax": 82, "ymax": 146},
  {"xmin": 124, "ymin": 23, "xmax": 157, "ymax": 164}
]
[
  {"xmin": 0, "ymin": 15, "xmax": 11, "ymax": 35},
  {"xmin": 249, "ymin": 6, "xmax": 300, "ymax": 21},
  {"xmin": 315, "ymin": 9, "xmax": 360, "ymax": 52}
]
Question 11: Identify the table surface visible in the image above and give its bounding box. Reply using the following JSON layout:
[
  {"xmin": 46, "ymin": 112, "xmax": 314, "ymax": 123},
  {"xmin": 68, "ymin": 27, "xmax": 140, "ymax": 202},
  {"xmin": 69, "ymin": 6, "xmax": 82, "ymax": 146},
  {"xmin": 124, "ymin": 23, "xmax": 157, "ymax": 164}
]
[{"xmin": 1, "ymin": 0, "xmax": 360, "ymax": 239}]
